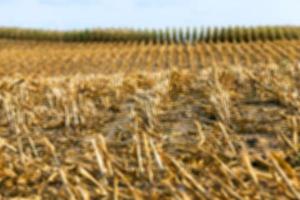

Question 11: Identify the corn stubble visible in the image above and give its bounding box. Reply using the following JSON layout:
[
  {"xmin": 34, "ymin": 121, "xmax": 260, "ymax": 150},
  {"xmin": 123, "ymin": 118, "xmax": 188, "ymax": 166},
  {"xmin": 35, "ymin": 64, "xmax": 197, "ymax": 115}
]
[
  {"xmin": 0, "ymin": 39, "xmax": 299, "ymax": 77},
  {"xmin": 0, "ymin": 60, "xmax": 299, "ymax": 199},
  {"xmin": 0, "ymin": 26, "xmax": 300, "ymax": 199}
]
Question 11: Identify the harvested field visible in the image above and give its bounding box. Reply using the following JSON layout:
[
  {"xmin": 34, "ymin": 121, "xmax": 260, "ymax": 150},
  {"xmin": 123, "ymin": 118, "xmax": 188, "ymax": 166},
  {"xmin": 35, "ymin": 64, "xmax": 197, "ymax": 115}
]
[
  {"xmin": 0, "ymin": 26, "xmax": 300, "ymax": 199},
  {"xmin": 0, "ymin": 39, "xmax": 299, "ymax": 77},
  {"xmin": 0, "ymin": 61, "xmax": 300, "ymax": 199}
]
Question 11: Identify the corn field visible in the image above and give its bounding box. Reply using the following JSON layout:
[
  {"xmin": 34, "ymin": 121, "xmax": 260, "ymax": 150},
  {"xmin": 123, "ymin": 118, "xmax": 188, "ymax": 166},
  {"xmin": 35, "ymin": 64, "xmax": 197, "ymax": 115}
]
[
  {"xmin": 0, "ymin": 27, "xmax": 300, "ymax": 199},
  {"xmin": 0, "ymin": 26, "xmax": 300, "ymax": 43}
]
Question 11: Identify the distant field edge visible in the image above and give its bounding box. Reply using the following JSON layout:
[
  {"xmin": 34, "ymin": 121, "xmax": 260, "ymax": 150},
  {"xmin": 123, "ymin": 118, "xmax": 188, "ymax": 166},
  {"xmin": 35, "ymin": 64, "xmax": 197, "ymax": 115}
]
[{"xmin": 0, "ymin": 25, "xmax": 300, "ymax": 43}]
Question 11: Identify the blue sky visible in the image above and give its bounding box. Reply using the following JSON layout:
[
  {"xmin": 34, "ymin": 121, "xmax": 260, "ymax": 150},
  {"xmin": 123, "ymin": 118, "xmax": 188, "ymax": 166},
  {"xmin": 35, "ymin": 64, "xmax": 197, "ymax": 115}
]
[{"xmin": 0, "ymin": 0, "xmax": 299, "ymax": 30}]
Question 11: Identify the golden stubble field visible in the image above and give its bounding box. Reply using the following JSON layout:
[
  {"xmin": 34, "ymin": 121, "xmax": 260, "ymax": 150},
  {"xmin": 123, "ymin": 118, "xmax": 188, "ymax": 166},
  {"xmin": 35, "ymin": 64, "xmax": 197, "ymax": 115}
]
[
  {"xmin": 0, "ymin": 39, "xmax": 299, "ymax": 199},
  {"xmin": 0, "ymin": 39, "xmax": 299, "ymax": 76}
]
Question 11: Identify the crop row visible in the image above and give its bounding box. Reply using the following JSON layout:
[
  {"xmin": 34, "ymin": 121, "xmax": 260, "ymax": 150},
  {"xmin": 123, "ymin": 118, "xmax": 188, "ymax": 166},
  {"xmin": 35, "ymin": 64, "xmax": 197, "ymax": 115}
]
[{"xmin": 0, "ymin": 39, "xmax": 299, "ymax": 77}]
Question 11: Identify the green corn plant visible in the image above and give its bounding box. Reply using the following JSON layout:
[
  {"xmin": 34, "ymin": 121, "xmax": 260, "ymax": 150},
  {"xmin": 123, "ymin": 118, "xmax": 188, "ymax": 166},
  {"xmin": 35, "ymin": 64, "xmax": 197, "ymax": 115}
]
[
  {"xmin": 178, "ymin": 28, "xmax": 185, "ymax": 44},
  {"xmin": 277, "ymin": 27, "xmax": 285, "ymax": 40},
  {"xmin": 236, "ymin": 26, "xmax": 243, "ymax": 43},
  {"xmin": 191, "ymin": 27, "xmax": 197, "ymax": 43},
  {"xmin": 186, "ymin": 27, "xmax": 191, "ymax": 43},
  {"xmin": 219, "ymin": 27, "xmax": 227, "ymax": 42},
  {"xmin": 211, "ymin": 27, "xmax": 218, "ymax": 42},
  {"xmin": 204, "ymin": 27, "xmax": 211, "ymax": 43},
  {"xmin": 198, "ymin": 27, "xmax": 205, "ymax": 42},
  {"xmin": 165, "ymin": 28, "xmax": 172, "ymax": 44},
  {"xmin": 229, "ymin": 27, "xmax": 235, "ymax": 43}
]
